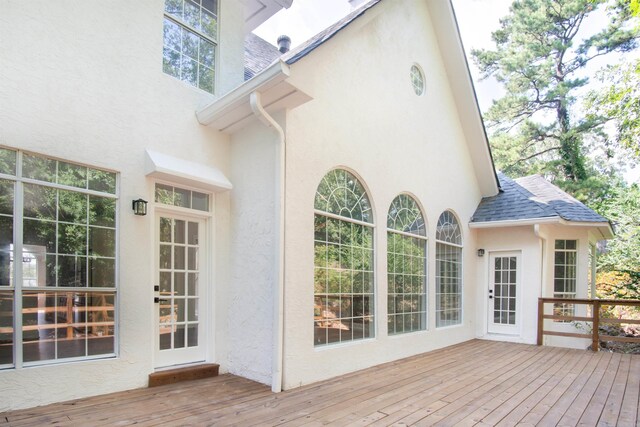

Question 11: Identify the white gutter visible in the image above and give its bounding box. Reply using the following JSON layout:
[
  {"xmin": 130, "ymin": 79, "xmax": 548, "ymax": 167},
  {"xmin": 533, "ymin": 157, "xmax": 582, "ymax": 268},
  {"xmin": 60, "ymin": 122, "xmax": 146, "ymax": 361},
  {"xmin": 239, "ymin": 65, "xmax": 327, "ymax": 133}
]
[
  {"xmin": 469, "ymin": 217, "xmax": 561, "ymax": 228},
  {"xmin": 197, "ymin": 61, "xmax": 290, "ymax": 126},
  {"xmin": 249, "ymin": 91, "xmax": 285, "ymax": 393}
]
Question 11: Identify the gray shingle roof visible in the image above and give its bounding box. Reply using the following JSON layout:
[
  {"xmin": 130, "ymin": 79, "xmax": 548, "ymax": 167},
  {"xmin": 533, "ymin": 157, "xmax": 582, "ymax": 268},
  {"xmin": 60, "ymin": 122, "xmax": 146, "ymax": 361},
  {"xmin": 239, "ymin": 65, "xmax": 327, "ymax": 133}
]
[
  {"xmin": 471, "ymin": 173, "xmax": 609, "ymax": 224},
  {"xmin": 244, "ymin": 33, "xmax": 281, "ymax": 81}
]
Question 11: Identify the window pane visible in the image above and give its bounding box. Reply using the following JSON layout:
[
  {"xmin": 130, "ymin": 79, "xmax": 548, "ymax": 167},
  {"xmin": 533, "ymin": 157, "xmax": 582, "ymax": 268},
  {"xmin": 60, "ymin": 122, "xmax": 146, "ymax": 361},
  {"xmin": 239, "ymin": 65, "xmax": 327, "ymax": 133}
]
[
  {"xmin": 89, "ymin": 258, "xmax": 115, "ymax": 288},
  {"xmin": 89, "ymin": 227, "xmax": 115, "ymax": 258},
  {"xmin": 198, "ymin": 65, "xmax": 214, "ymax": 94},
  {"xmin": 201, "ymin": 9, "xmax": 217, "ymax": 39},
  {"xmin": 89, "ymin": 196, "xmax": 115, "ymax": 228},
  {"xmin": 22, "ymin": 291, "xmax": 115, "ymax": 363},
  {"xmin": 192, "ymin": 192, "xmax": 209, "ymax": 211},
  {"xmin": 58, "ymin": 190, "xmax": 88, "ymax": 224},
  {"xmin": 163, "ymin": 47, "xmax": 181, "ymax": 78},
  {"xmin": 0, "ymin": 291, "xmax": 13, "ymax": 365},
  {"xmin": 0, "ymin": 180, "xmax": 13, "ymax": 216},
  {"xmin": 23, "ymin": 184, "xmax": 56, "ymax": 221},
  {"xmin": 23, "ymin": 219, "xmax": 56, "ymax": 253},
  {"xmin": 0, "ymin": 148, "xmax": 16, "ymax": 176},
  {"xmin": 164, "ymin": 0, "xmax": 182, "ymax": 18},
  {"xmin": 58, "ymin": 161, "xmax": 87, "ymax": 189},
  {"xmin": 88, "ymin": 169, "xmax": 116, "ymax": 194},
  {"xmin": 23, "ymin": 153, "xmax": 56, "ymax": 183}
]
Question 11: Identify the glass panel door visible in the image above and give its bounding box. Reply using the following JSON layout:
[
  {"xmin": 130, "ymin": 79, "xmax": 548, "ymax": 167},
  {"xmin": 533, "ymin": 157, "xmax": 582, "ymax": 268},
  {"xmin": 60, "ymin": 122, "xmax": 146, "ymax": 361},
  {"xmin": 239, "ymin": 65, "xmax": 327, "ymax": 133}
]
[
  {"xmin": 488, "ymin": 252, "xmax": 520, "ymax": 335},
  {"xmin": 155, "ymin": 214, "xmax": 205, "ymax": 367}
]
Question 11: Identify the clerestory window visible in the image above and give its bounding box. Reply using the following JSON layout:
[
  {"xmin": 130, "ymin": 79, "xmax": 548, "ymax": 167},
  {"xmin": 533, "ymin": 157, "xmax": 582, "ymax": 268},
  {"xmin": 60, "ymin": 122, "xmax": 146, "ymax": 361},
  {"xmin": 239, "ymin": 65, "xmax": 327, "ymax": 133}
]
[
  {"xmin": 163, "ymin": 0, "xmax": 218, "ymax": 94},
  {"xmin": 0, "ymin": 147, "xmax": 118, "ymax": 368},
  {"xmin": 313, "ymin": 169, "xmax": 374, "ymax": 346},
  {"xmin": 387, "ymin": 194, "xmax": 427, "ymax": 335}
]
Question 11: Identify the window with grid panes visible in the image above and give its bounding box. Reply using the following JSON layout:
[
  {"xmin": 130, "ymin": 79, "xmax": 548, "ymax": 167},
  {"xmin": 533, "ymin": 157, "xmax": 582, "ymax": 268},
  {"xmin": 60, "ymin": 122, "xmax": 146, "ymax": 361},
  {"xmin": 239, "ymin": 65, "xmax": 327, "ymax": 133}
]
[
  {"xmin": 0, "ymin": 147, "xmax": 117, "ymax": 368},
  {"xmin": 553, "ymin": 240, "xmax": 577, "ymax": 318},
  {"xmin": 163, "ymin": 0, "xmax": 217, "ymax": 94},
  {"xmin": 387, "ymin": 194, "xmax": 427, "ymax": 335},
  {"xmin": 435, "ymin": 211, "xmax": 462, "ymax": 327},
  {"xmin": 313, "ymin": 169, "xmax": 374, "ymax": 346}
]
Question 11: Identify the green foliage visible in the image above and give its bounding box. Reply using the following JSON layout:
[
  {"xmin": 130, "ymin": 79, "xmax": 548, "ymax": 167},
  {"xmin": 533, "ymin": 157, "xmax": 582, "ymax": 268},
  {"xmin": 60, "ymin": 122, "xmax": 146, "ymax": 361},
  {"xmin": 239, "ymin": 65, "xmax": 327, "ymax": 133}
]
[
  {"xmin": 586, "ymin": 60, "xmax": 640, "ymax": 157},
  {"xmin": 595, "ymin": 184, "xmax": 640, "ymax": 271},
  {"xmin": 473, "ymin": 0, "xmax": 638, "ymax": 184}
]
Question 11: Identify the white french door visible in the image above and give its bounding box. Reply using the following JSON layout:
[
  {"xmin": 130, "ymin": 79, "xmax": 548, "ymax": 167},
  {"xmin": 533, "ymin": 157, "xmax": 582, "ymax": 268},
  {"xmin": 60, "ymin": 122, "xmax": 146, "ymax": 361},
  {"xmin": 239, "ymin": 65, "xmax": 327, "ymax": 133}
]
[
  {"xmin": 154, "ymin": 213, "xmax": 206, "ymax": 367},
  {"xmin": 487, "ymin": 252, "xmax": 521, "ymax": 335}
]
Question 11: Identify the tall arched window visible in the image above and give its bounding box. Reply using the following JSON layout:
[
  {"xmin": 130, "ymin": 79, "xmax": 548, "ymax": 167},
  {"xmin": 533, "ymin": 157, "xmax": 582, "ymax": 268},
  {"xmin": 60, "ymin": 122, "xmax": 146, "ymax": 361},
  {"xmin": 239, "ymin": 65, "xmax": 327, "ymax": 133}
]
[
  {"xmin": 314, "ymin": 169, "xmax": 374, "ymax": 346},
  {"xmin": 435, "ymin": 210, "xmax": 463, "ymax": 327},
  {"xmin": 387, "ymin": 194, "xmax": 427, "ymax": 335}
]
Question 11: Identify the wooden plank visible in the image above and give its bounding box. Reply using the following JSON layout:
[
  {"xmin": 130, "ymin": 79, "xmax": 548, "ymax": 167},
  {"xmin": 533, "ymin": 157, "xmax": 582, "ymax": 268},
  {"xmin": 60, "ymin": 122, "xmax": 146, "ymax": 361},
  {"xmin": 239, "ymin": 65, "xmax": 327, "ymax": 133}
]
[
  {"xmin": 318, "ymin": 343, "xmax": 537, "ymax": 427},
  {"xmin": 233, "ymin": 341, "xmax": 505, "ymax": 427},
  {"xmin": 533, "ymin": 349, "xmax": 604, "ymax": 425},
  {"xmin": 416, "ymin": 346, "xmax": 565, "ymax": 425},
  {"xmin": 515, "ymin": 349, "xmax": 596, "ymax": 425},
  {"xmin": 557, "ymin": 352, "xmax": 613, "ymax": 426},
  {"xmin": 617, "ymin": 354, "xmax": 640, "ymax": 426},
  {"xmin": 148, "ymin": 363, "xmax": 219, "ymax": 387},
  {"xmin": 598, "ymin": 353, "xmax": 632, "ymax": 426},
  {"xmin": 577, "ymin": 352, "xmax": 623, "ymax": 426},
  {"xmin": 493, "ymin": 348, "xmax": 585, "ymax": 426},
  {"xmin": 2, "ymin": 341, "xmax": 638, "ymax": 427}
]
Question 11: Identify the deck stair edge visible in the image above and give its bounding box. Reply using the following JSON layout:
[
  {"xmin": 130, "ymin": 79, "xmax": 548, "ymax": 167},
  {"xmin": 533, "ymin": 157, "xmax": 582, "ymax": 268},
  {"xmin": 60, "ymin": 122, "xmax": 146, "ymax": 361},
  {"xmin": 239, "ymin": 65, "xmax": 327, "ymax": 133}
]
[{"xmin": 148, "ymin": 363, "xmax": 220, "ymax": 387}]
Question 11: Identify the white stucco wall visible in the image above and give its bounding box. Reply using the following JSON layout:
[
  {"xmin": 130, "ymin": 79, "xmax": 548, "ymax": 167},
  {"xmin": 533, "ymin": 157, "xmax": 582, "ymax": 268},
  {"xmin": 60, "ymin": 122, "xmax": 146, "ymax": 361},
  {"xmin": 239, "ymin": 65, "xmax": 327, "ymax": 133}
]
[
  {"xmin": 280, "ymin": 0, "xmax": 486, "ymax": 389},
  {"xmin": 0, "ymin": 0, "xmax": 245, "ymax": 411},
  {"xmin": 227, "ymin": 118, "xmax": 281, "ymax": 385}
]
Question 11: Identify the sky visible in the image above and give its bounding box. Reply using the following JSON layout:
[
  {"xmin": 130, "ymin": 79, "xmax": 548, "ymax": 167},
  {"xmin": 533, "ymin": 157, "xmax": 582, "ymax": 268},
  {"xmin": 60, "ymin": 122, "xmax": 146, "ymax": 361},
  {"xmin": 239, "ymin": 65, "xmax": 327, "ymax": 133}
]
[{"xmin": 253, "ymin": 0, "xmax": 639, "ymax": 183}]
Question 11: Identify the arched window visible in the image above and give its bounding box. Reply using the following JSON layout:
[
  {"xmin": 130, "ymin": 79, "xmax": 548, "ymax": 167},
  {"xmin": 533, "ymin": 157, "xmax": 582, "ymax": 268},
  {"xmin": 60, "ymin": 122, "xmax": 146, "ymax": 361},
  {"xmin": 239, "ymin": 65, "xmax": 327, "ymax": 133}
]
[
  {"xmin": 387, "ymin": 194, "xmax": 427, "ymax": 335},
  {"xmin": 435, "ymin": 210, "xmax": 463, "ymax": 327},
  {"xmin": 313, "ymin": 169, "xmax": 374, "ymax": 346}
]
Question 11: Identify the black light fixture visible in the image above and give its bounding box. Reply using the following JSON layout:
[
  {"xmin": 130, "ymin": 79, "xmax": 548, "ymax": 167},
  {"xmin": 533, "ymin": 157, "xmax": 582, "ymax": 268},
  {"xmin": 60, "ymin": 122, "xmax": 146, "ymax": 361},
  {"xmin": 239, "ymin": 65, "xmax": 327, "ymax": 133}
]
[
  {"xmin": 477, "ymin": 249, "xmax": 485, "ymax": 257},
  {"xmin": 132, "ymin": 199, "xmax": 148, "ymax": 216}
]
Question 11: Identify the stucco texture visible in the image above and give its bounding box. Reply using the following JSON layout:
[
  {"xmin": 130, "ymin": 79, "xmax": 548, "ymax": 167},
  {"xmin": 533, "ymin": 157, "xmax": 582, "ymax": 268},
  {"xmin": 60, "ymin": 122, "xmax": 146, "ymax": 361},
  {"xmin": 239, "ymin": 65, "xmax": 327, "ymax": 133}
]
[{"xmin": 280, "ymin": 0, "xmax": 485, "ymax": 389}]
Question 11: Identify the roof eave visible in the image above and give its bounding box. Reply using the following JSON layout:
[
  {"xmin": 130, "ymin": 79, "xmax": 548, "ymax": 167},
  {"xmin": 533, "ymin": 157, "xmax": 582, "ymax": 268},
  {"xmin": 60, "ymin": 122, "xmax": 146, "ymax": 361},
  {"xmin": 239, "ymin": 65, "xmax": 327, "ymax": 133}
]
[
  {"xmin": 427, "ymin": 0, "xmax": 500, "ymax": 196},
  {"xmin": 196, "ymin": 60, "xmax": 312, "ymax": 133},
  {"xmin": 470, "ymin": 216, "xmax": 614, "ymax": 239}
]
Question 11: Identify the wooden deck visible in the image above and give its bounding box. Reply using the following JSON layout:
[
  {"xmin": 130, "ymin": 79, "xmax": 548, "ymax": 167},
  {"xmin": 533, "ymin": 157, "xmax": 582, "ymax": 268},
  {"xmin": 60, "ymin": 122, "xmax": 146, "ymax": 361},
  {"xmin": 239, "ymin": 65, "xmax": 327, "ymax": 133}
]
[{"xmin": 2, "ymin": 340, "xmax": 639, "ymax": 426}]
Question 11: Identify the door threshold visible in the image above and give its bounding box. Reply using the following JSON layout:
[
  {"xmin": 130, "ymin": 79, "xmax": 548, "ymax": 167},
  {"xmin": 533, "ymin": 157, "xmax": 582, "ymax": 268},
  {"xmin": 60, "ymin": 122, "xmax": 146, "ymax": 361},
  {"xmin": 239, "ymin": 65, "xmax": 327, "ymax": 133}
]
[{"xmin": 149, "ymin": 363, "xmax": 219, "ymax": 387}]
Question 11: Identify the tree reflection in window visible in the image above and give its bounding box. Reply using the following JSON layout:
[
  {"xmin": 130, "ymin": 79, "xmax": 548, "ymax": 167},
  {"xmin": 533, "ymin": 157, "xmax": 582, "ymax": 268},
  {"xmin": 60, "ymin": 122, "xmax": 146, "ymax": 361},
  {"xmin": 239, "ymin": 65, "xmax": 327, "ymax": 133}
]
[
  {"xmin": 435, "ymin": 210, "xmax": 463, "ymax": 327},
  {"xmin": 314, "ymin": 169, "xmax": 374, "ymax": 346},
  {"xmin": 387, "ymin": 194, "xmax": 427, "ymax": 335},
  {"xmin": 0, "ymin": 149, "xmax": 117, "ymax": 367}
]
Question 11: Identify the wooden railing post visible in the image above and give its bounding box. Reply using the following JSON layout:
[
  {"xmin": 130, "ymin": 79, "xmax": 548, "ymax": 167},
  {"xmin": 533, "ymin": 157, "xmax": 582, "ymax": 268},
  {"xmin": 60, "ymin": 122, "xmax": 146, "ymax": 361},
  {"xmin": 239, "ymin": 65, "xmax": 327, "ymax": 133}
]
[
  {"xmin": 592, "ymin": 300, "xmax": 600, "ymax": 352},
  {"xmin": 537, "ymin": 298, "xmax": 544, "ymax": 346}
]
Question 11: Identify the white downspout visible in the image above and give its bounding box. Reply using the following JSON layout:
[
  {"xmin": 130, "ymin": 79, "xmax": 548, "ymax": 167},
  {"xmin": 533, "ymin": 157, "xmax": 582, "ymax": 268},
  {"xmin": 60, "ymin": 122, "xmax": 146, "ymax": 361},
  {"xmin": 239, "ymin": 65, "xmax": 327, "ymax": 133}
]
[{"xmin": 249, "ymin": 91, "xmax": 285, "ymax": 393}]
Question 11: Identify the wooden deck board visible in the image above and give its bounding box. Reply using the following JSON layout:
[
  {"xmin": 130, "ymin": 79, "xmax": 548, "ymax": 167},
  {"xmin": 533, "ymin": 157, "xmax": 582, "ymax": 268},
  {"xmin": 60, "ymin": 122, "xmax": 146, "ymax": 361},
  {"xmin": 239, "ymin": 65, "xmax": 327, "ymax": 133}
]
[{"xmin": 2, "ymin": 340, "xmax": 639, "ymax": 427}]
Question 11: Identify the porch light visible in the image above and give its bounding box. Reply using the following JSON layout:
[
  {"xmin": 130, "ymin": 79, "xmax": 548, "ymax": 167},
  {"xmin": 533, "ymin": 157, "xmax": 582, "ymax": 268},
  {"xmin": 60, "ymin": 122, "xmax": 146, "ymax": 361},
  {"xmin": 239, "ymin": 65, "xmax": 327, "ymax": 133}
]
[
  {"xmin": 477, "ymin": 249, "xmax": 485, "ymax": 257},
  {"xmin": 132, "ymin": 199, "xmax": 148, "ymax": 216}
]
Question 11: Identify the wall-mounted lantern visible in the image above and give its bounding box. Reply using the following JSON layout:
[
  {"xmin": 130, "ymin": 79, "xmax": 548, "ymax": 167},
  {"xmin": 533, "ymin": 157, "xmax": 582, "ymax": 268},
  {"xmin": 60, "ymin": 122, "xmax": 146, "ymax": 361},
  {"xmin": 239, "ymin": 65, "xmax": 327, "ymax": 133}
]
[
  {"xmin": 132, "ymin": 199, "xmax": 148, "ymax": 216},
  {"xmin": 477, "ymin": 249, "xmax": 485, "ymax": 257}
]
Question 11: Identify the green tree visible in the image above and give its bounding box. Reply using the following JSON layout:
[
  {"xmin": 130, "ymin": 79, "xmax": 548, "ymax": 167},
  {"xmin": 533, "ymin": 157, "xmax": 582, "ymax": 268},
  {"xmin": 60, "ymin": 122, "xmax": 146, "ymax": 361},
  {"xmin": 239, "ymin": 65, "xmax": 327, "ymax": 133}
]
[
  {"xmin": 586, "ymin": 1, "xmax": 640, "ymax": 157},
  {"xmin": 594, "ymin": 184, "xmax": 640, "ymax": 272},
  {"xmin": 473, "ymin": 0, "xmax": 638, "ymax": 191}
]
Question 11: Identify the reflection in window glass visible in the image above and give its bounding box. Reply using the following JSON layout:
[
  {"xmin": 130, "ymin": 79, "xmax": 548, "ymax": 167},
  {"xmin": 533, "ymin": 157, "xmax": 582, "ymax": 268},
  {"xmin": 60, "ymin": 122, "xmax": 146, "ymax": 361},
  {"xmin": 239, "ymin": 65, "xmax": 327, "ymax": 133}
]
[
  {"xmin": 314, "ymin": 169, "xmax": 374, "ymax": 346},
  {"xmin": 553, "ymin": 239, "xmax": 577, "ymax": 318},
  {"xmin": 2, "ymin": 149, "xmax": 118, "ymax": 366},
  {"xmin": 155, "ymin": 184, "xmax": 210, "ymax": 212},
  {"xmin": 163, "ymin": 0, "xmax": 217, "ymax": 94},
  {"xmin": 436, "ymin": 211, "xmax": 463, "ymax": 328},
  {"xmin": 0, "ymin": 147, "xmax": 17, "ymax": 176},
  {"xmin": 387, "ymin": 194, "xmax": 427, "ymax": 335}
]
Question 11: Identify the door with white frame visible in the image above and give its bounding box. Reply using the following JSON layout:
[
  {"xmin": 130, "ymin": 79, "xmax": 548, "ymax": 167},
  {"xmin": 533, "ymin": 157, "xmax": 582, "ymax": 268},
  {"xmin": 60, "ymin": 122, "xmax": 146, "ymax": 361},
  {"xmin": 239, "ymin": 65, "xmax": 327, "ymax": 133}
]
[
  {"xmin": 487, "ymin": 252, "xmax": 521, "ymax": 335},
  {"xmin": 154, "ymin": 211, "xmax": 207, "ymax": 368}
]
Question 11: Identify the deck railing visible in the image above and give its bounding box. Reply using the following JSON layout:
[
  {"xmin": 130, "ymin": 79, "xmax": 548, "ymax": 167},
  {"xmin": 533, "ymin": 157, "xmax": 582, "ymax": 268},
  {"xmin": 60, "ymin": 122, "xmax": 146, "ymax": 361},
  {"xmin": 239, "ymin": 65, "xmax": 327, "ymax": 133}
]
[{"xmin": 537, "ymin": 297, "xmax": 640, "ymax": 351}]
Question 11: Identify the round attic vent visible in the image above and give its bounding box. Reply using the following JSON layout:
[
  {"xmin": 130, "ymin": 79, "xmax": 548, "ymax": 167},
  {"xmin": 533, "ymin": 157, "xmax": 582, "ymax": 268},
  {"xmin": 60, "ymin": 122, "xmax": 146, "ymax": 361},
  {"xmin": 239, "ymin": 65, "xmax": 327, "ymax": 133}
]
[{"xmin": 410, "ymin": 64, "xmax": 425, "ymax": 96}]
